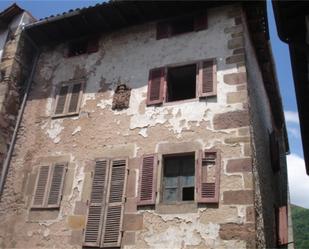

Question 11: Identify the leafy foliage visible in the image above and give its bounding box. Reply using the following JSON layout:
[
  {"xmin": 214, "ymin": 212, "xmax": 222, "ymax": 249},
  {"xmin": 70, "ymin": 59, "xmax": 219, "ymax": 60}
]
[{"xmin": 291, "ymin": 204, "xmax": 309, "ymax": 249}]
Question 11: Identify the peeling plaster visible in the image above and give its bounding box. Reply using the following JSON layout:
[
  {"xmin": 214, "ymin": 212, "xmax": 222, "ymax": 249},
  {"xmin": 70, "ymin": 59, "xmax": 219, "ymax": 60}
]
[{"xmin": 45, "ymin": 119, "xmax": 64, "ymax": 143}]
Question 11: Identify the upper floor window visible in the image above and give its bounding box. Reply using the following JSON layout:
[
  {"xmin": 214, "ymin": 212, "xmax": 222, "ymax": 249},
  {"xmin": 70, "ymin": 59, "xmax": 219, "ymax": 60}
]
[
  {"xmin": 147, "ymin": 59, "xmax": 217, "ymax": 106},
  {"xmin": 156, "ymin": 11, "xmax": 207, "ymax": 40},
  {"xmin": 53, "ymin": 81, "xmax": 84, "ymax": 118},
  {"xmin": 67, "ymin": 36, "xmax": 99, "ymax": 57}
]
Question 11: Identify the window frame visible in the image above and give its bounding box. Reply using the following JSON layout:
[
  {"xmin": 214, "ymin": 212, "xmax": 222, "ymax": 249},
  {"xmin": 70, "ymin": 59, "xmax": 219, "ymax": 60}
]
[
  {"xmin": 31, "ymin": 162, "xmax": 67, "ymax": 209},
  {"xmin": 160, "ymin": 152, "xmax": 196, "ymax": 204},
  {"xmin": 52, "ymin": 80, "xmax": 85, "ymax": 118},
  {"xmin": 147, "ymin": 58, "xmax": 217, "ymax": 106},
  {"xmin": 66, "ymin": 35, "xmax": 99, "ymax": 57}
]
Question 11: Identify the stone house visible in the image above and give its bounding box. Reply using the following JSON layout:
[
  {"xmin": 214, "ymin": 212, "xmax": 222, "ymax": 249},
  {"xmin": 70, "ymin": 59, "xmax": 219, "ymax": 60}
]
[
  {"xmin": 0, "ymin": 1, "xmax": 291, "ymax": 249},
  {"xmin": 0, "ymin": 3, "xmax": 35, "ymax": 181}
]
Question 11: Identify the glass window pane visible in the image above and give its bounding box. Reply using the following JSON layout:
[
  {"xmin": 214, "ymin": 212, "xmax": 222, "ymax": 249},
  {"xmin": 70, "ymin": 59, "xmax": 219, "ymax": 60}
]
[
  {"xmin": 164, "ymin": 176, "xmax": 178, "ymax": 187},
  {"xmin": 163, "ymin": 188, "xmax": 177, "ymax": 202},
  {"xmin": 182, "ymin": 175, "xmax": 194, "ymax": 187}
]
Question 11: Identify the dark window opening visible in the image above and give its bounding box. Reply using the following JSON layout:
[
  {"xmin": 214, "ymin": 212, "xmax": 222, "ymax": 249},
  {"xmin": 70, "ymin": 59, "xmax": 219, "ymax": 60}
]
[
  {"xmin": 170, "ymin": 15, "xmax": 194, "ymax": 35},
  {"xmin": 167, "ymin": 64, "xmax": 196, "ymax": 102},
  {"xmin": 68, "ymin": 39, "xmax": 88, "ymax": 57},
  {"xmin": 163, "ymin": 153, "xmax": 195, "ymax": 202}
]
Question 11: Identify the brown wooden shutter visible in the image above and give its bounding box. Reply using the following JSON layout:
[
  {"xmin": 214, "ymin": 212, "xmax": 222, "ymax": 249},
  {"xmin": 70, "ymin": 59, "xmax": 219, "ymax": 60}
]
[
  {"xmin": 278, "ymin": 206, "xmax": 288, "ymax": 246},
  {"xmin": 138, "ymin": 154, "xmax": 158, "ymax": 206},
  {"xmin": 196, "ymin": 149, "xmax": 220, "ymax": 203},
  {"xmin": 156, "ymin": 21, "xmax": 169, "ymax": 40},
  {"xmin": 47, "ymin": 164, "xmax": 66, "ymax": 208},
  {"xmin": 198, "ymin": 59, "xmax": 217, "ymax": 97},
  {"xmin": 269, "ymin": 131, "xmax": 280, "ymax": 172},
  {"xmin": 84, "ymin": 159, "xmax": 109, "ymax": 247},
  {"xmin": 87, "ymin": 37, "xmax": 99, "ymax": 53},
  {"xmin": 54, "ymin": 85, "xmax": 69, "ymax": 115},
  {"xmin": 68, "ymin": 83, "xmax": 82, "ymax": 113},
  {"xmin": 102, "ymin": 159, "xmax": 127, "ymax": 247},
  {"xmin": 147, "ymin": 67, "xmax": 165, "ymax": 106},
  {"xmin": 32, "ymin": 166, "xmax": 50, "ymax": 208},
  {"xmin": 194, "ymin": 12, "xmax": 208, "ymax": 31}
]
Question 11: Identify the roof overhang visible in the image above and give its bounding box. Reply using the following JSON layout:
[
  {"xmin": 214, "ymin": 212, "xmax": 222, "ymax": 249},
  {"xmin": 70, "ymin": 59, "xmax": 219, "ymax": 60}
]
[
  {"xmin": 273, "ymin": 1, "xmax": 309, "ymax": 174},
  {"xmin": 0, "ymin": 3, "xmax": 24, "ymax": 29}
]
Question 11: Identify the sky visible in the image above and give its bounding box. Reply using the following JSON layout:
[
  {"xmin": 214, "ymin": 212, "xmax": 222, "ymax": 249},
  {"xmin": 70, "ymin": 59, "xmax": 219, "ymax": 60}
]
[{"xmin": 0, "ymin": 0, "xmax": 308, "ymax": 208}]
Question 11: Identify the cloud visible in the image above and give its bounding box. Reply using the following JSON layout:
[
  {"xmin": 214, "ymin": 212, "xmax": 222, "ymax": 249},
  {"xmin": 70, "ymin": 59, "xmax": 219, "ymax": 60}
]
[
  {"xmin": 287, "ymin": 126, "xmax": 300, "ymax": 138},
  {"xmin": 284, "ymin": 111, "xmax": 300, "ymax": 124},
  {"xmin": 287, "ymin": 154, "xmax": 309, "ymax": 208}
]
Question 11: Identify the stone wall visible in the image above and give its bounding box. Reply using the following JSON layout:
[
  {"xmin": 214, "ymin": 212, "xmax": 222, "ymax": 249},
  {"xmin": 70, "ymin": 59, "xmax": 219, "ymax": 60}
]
[
  {"xmin": 0, "ymin": 11, "xmax": 36, "ymax": 177},
  {"xmin": 0, "ymin": 5, "xmax": 279, "ymax": 249},
  {"xmin": 243, "ymin": 9, "xmax": 288, "ymax": 249}
]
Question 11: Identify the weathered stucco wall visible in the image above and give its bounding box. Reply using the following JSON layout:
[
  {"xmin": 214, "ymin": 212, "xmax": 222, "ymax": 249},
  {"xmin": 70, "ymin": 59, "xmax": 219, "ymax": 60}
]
[
  {"xmin": 243, "ymin": 11, "xmax": 288, "ymax": 249},
  {"xmin": 0, "ymin": 5, "xmax": 258, "ymax": 249}
]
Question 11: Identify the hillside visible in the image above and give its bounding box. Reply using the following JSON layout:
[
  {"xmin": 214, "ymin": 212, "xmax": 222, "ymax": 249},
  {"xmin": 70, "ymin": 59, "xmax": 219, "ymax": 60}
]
[{"xmin": 291, "ymin": 204, "xmax": 309, "ymax": 249}]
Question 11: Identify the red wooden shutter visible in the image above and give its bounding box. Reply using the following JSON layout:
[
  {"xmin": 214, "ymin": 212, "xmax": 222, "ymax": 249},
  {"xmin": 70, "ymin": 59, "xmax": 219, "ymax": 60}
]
[
  {"xmin": 138, "ymin": 154, "xmax": 158, "ymax": 206},
  {"xmin": 47, "ymin": 164, "xmax": 66, "ymax": 208},
  {"xmin": 84, "ymin": 159, "xmax": 109, "ymax": 247},
  {"xmin": 194, "ymin": 12, "xmax": 208, "ymax": 31},
  {"xmin": 68, "ymin": 83, "xmax": 82, "ymax": 113},
  {"xmin": 198, "ymin": 59, "xmax": 217, "ymax": 97},
  {"xmin": 147, "ymin": 67, "xmax": 165, "ymax": 106},
  {"xmin": 102, "ymin": 159, "xmax": 127, "ymax": 247},
  {"xmin": 196, "ymin": 149, "xmax": 220, "ymax": 203},
  {"xmin": 32, "ymin": 166, "xmax": 50, "ymax": 208},
  {"xmin": 87, "ymin": 37, "xmax": 99, "ymax": 53},
  {"xmin": 156, "ymin": 22, "xmax": 169, "ymax": 40},
  {"xmin": 278, "ymin": 206, "xmax": 288, "ymax": 246},
  {"xmin": 54, "ymin": 85, "xmax": 69, "ymax": 115}
]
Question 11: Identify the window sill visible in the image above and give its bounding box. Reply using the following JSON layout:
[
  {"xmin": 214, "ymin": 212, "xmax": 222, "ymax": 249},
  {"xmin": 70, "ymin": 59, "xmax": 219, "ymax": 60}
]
[
  {"xmin": 156, "ymin": 202, "xmax": 197, "ymax": 214},
  {"xmin": 52, "ymin": 112, "xmax": 79, "ymax": 119}
]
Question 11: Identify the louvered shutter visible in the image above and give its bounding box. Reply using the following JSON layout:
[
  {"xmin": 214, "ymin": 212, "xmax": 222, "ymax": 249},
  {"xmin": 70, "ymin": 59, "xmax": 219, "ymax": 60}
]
[
  {"xmin": 87, "ymin": 37, "xmax": 99, "ymax": 53},
  {"xmin": 32, "ymin": 166, "xmax": 50, "ymax": 208},
  {"xmin": 54, "ymin": 85, "xmax": 69, "ymax": 115},
  {"xmin": 196, "ymin": 149, "xmax": 220, "ymax": 203},
  {"xmin": 156, "ymin": 22, "xmax": 169, "ymax": 40},
  {"xmin": 68, "ymin": 83, "xmax": 82, "ymax": 113},
  {"xmin": 278, "ymin": 206, "xmax": 288, "ymax": 246},
  {"xmin": 47, "ymin": 164, "xmax": 66, "ymax": 208},
  {"xmin": 147, "ymin": 67, "xmax": 165, "ymax": 106},
  {"xmin": 194, "ymin": 12, "xmax": 208, "ymax": 31},
  {"xmin": 102, "ymin": 159, "xmax": 127, "ymax": 247},
  {"xmin": 84, "ymin": 159, "xmax": 109, "ymax": 247},
  {"xmin": 198, "ymin": 59, "xmax": 217, "ymax": 97},
  {"xmin": 138, "ymin": 154, "xmax": 158, "ymax": 206}
]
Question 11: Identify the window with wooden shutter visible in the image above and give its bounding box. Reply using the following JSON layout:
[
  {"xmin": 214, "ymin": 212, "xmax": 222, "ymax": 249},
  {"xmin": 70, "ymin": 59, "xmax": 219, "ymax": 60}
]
[
  {"xmin": 84, "ymin": 159, "xmax": 109, "ymax": 247},
  {"xmin": 198, "ymin": 59, "xmax": 217, "ymax": 97},
  {"xmin": 53, "ymin": 81, "xmax": 84, "ymax": 118},
  {"xmin": 196, "ymin": 149, "xmax": 220, "ymax": 203},
  {"xmin": 147, "ymin": 68, "xmax": 165, "ymax": 106},
  {"xmin": 138, "ymin": 154, "xmax": 158, "ymax": 206},
  {"xmin": 84, "ymin": 158, "xmax": 128, "ymax": 248},
  {"xmin": 67, "ymin": 36, "xmax": 99, "ymax": 57},
  {"xmin": 277, "ymin": 206, "xmax": 288, "ymax": 246},
  {"xmin": 32, "ymin": 163, "xmax": 67, "ymax": 209},
  {"xmin": 156, "ymin": 12, "xmax": 208, "ymax": 40},
  {"xmin": 102, "ymin": 159, "xmax": 127, "ymax": 247}
]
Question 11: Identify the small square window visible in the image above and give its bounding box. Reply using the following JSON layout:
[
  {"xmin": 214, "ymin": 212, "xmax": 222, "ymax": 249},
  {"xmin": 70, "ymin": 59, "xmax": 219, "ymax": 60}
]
[
  {"xmin": 67, "ymin": 36, "xmax": 99, "ymax": 57},
  {"xmin": 167, "ymin": 64, "xmax": 196, "ymax": 102},
  {"xmin": 163, "ymin": 153, "xmax": 195, "ymax": 203}
]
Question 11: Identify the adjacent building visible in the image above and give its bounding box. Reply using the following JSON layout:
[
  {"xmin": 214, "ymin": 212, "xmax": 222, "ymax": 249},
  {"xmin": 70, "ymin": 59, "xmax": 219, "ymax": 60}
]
[{"xmin": 0, "ymin": 1, "xmax": 290, "ymax": 249}]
